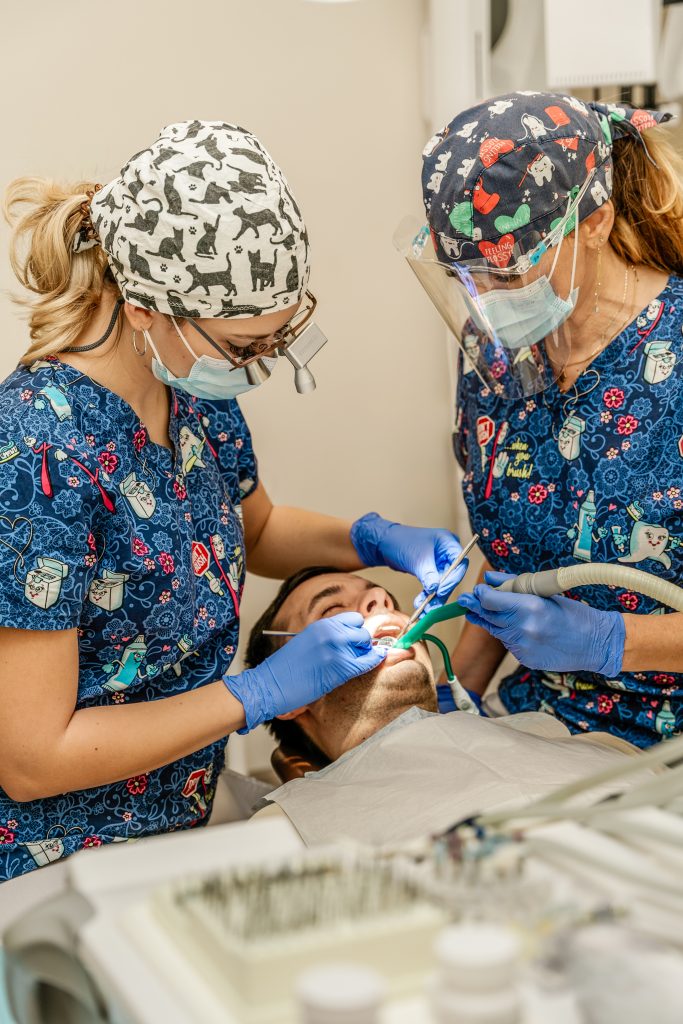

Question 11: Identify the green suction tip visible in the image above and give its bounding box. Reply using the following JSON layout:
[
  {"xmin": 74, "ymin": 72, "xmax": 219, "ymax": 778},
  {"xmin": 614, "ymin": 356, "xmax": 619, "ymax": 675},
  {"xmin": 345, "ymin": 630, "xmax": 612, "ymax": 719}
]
[{"xmin": 393, "ymin": 601, "xmax": 466, "ymax": 649}]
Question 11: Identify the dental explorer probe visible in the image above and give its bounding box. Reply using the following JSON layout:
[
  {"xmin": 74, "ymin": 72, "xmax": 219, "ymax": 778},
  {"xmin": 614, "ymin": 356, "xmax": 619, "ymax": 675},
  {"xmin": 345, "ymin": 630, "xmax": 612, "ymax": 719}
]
[
  {"xmin": 261, "ymin": 629, "xmax": 394, "ymax": 648},
  {"xmin": 392, "ymin": 533, "xmax": 480, "ymax": 647}
]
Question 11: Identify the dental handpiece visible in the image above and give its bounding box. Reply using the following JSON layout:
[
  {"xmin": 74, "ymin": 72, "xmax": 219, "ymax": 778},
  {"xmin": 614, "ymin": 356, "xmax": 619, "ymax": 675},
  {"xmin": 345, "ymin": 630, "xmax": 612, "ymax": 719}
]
[{"xmin": 261, "ymin": 629, "xmax": 393, "ymax": 648}]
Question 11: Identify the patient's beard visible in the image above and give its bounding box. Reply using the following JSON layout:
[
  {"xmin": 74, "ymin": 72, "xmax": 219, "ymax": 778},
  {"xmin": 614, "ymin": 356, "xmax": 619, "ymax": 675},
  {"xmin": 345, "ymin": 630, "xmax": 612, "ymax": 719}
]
[{"xmin": 306, "ymin": 659, "xmax": 438, "ymax": 762}]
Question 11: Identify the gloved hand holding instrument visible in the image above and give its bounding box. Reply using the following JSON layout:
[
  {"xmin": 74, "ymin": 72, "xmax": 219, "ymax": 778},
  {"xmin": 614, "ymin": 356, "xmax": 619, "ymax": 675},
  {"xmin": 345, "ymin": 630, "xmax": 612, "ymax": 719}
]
[
  {"xmin": 224, "ymin": 613, "xmax": 387, "ymax": 732},
  {"xmin": 351, "ymin": 512, "xmax": 469, "ymax": 612}
]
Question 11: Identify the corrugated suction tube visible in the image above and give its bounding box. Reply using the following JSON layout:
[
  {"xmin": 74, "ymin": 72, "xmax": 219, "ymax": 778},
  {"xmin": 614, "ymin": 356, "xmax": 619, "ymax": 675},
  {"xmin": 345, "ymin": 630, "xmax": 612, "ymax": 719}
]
[{"xmin": 497, "ymin": 563, "xmax": 683, "ymax": 612}]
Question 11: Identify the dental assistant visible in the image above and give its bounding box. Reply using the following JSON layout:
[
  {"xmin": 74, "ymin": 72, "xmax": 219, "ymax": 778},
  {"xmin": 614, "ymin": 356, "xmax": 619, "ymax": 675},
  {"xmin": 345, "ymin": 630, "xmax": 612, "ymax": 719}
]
[
  {"xmin": 416, "ymin": 93, "xmax": 683, "ymax": 747},
  {"xmin": 0, "ymin": 120, "xmax": 465, "ymax": 881}
]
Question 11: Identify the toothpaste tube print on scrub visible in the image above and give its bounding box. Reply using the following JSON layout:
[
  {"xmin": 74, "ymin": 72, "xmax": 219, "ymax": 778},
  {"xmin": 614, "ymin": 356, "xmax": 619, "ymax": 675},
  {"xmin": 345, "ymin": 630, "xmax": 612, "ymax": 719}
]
[
  {"xmin": 454, "ymin": 277, "xmax": 683, "ymax": 748},
  {"xmin": 0, "ymin": 358, "xmax": 257, "ymax": 880}
]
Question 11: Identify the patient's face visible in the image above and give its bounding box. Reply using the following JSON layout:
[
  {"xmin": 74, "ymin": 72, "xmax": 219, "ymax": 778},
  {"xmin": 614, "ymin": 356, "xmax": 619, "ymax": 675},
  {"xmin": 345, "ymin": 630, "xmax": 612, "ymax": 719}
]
[{"xmin": 274, "ymin": 573, "xmax": 438, "ymax": 757}]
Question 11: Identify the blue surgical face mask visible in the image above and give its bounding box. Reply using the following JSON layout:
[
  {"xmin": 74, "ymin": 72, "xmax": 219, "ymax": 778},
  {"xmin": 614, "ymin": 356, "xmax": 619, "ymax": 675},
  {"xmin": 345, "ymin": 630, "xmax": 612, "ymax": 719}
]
[
  {"xmin": 476, "ymin": 277, "xmax": 578, "ymax": 350},
  {"xmin": 144, "ymin": 319, "xmax": 275, "ymax": 400},
  {"xmin": 476, "ymin": 214, "xmax": 580, "ymax": 350}
]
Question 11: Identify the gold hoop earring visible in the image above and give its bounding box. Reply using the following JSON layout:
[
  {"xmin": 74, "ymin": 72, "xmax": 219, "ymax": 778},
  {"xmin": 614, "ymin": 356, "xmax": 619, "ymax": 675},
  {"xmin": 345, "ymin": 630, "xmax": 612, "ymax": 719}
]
[{"xmin": 132, "ymin": 330, "xmax": 147, "ymax": 356}]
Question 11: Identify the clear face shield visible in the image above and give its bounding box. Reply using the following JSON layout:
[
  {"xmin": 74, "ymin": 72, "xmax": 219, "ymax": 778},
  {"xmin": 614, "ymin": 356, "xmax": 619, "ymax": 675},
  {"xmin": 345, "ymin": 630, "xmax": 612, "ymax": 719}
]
[{"xmin": 396, "ymin": 171, "xmax": 595, "ymax": 398}]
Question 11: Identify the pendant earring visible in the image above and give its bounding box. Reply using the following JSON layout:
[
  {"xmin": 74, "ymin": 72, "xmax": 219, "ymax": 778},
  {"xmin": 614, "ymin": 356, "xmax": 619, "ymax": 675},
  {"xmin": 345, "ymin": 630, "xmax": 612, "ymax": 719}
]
[
  {"xmin": 132, "ymin": 330, "xmax": 147, "ymax": 356},
  {"xmin": 594, "ymin": 241, "xmax": 603, "ymax": 315}
]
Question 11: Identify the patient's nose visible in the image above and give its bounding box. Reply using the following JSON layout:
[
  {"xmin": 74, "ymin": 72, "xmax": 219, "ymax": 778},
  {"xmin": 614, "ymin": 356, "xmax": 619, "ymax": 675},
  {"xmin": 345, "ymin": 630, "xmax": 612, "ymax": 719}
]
[{"xmin": 360, "ymin": 587, "xmax": 393, "ymax": 618}]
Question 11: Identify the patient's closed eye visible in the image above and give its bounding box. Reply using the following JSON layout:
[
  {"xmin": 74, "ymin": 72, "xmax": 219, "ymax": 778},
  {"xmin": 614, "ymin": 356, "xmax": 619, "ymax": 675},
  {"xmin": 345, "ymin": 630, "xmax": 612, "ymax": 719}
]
[{"xmin": 321, "ymin": 604, "xmax": 344, "ymax": 617}]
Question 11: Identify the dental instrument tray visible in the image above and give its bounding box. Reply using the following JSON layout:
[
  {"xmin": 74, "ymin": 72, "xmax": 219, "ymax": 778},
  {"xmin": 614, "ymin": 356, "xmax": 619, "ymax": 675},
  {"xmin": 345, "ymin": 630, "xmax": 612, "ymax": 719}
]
[{"xmin": 150, "ymin": 848, "xmax": 446, "ymax": 1023}]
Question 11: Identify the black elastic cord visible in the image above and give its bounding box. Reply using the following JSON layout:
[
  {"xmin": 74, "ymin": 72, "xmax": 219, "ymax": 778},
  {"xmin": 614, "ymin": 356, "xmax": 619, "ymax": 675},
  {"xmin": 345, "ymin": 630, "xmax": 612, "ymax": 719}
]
[
  {"xmin": 185, "ymin": 317, "xmax": 235, "ymax": 363},
  {"xmin": 63, "ymin": 298, "xmax": 125, "ymax": 353}
]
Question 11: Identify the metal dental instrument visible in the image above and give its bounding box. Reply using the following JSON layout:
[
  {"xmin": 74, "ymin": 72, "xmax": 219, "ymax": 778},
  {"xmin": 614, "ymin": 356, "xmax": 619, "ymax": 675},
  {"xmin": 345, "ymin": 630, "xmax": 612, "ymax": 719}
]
[
  {"xmin": 392, "ymin": 533, "xmax": 480, "ymax": 647},
  {"xmin": 261, "ymin": 629, "xmax": 392, "ymax": 648},
  {"xmin": 261, "ymin": 630, "xmax": 304, "ymax": 637}
]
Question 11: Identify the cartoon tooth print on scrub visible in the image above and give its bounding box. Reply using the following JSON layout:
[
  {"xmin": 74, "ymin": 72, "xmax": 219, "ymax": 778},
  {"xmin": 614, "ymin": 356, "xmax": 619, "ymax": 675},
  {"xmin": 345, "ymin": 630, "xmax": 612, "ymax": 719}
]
[
  {"xmin": 483, "ymin": 421, "xmax": 510, "ymax": 500},
  {"xmin": 567, "ymin": 489, "xmax": 607, "ymax": 561},
  {"xmin": 88, "ymin": 569, "xmax": 130, "ymax": 612},
  {"xmin": 102, "ymin": 634, "xmax": 148, "ymax": 693},
  {"xmin": 633, "ymin": 298, "xmax": 664, "ymax": 348},
  {"xmin": 178, "ymin": 425, "xmax": 206, "ymax": 476},
  {"xmin": 558, "ymin": 413, "xmax": 586, "ymax": 461},
  {"xmin": 643, "ymin": 339, "xmax": 676, "ymax": 385},
  {"xmin": 119, "ymin": 471, "xmax": 156, "ymax": 519},
  {"xmin": 169, "ymin": 634, "xmax": 198, "ymax": 678},
  {"xmin": 217, "ymin": 539, "xmax": 244, "ymax": 594},
  {"xmin": 612, "ymin": 504, "xmax": 682, "ymax": 569},
  {"xmin": 463, "ymin": 332, "xmax": 483, "ymax": 375},
  {"xmin": 24, "ymin": 556, "xmax": 69, "ymax": 610},
  {"xmin": 209, "ymin": 533, "xmax": 243, "ymax": 613}
]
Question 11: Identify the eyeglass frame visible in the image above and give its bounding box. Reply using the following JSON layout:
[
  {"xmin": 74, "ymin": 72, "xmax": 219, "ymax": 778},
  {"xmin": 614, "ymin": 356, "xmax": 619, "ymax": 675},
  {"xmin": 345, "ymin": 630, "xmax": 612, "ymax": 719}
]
[{"xmin": 184, "ymin": 291, "xmax": 318, "ymax": 372}]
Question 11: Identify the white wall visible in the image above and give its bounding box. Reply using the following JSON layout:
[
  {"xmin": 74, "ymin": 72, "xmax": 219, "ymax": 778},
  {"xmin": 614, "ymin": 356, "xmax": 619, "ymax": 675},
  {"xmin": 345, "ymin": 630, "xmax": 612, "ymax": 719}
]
[{"xmin": 0, "ymin": 0, "xmax": 466, "ymax": 772}]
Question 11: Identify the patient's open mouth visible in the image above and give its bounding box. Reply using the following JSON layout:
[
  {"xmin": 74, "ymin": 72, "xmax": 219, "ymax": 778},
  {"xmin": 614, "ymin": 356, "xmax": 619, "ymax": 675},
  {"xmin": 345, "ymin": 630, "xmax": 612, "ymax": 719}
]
[{"xmin": 367, "ymin": 617, "xmax": 415, "ymax": 664}]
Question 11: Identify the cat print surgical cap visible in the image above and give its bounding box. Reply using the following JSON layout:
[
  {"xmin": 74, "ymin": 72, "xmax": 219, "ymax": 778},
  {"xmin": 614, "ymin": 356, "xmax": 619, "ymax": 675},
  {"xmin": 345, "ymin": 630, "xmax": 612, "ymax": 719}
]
[{"xmin": 89, "ymin": 120, "xmax": 310, "ymax": 319}]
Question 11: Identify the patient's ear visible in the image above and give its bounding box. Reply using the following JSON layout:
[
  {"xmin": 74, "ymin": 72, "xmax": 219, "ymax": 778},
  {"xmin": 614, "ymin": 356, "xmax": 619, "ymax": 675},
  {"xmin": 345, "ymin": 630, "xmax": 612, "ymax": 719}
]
[{"xmin": 275, "ymin": 706, "xmax": 309, "ymax": 721}]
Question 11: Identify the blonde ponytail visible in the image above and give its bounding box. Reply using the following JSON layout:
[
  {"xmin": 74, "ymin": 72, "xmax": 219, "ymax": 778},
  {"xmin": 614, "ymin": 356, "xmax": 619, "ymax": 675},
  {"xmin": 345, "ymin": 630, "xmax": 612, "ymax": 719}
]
[
  {"xmin": 3, "ymin": 178, "xmax": 118, "ymax": 363},
  {"xmin": 610, "ymin": 130, "xmax": 683, "ymax": 277}
]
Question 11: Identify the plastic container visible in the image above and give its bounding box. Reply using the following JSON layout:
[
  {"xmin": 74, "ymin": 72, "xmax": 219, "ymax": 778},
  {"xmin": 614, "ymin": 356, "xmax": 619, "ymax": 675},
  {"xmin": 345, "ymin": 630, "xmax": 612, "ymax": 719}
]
[
  {"xmin": 296, "ymin": 962, "xmax": 386, "ymax": 1023},
  {"xmin": 430, "ymin": 923, "xmax": 522, "ymax": 1024}
]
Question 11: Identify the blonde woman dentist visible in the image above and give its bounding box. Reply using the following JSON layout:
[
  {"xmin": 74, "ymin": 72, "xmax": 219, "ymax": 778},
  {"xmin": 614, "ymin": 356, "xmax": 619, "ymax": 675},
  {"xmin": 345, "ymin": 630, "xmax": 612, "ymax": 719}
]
[{"xmin": 0, "ymin": 120, "xmax": 466, "ymax": 881}]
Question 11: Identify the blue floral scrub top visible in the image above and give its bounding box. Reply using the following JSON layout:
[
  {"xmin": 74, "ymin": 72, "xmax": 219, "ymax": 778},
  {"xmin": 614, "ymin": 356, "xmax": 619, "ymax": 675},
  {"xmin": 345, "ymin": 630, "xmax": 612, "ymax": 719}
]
[
  {"xmin": 455, "ymin": 276, "xmax": 683, "ymax": 749},
  {"xmin": 0, "ymin": 357, "xmax": 257, "ymax": 881}
]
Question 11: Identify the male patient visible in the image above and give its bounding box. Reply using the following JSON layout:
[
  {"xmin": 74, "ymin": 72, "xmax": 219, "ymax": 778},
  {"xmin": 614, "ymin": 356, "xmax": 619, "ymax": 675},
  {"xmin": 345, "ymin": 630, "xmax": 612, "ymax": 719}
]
[{"xmin": 248, "ymin": 567, "xmax": 640, "ymax": 846}]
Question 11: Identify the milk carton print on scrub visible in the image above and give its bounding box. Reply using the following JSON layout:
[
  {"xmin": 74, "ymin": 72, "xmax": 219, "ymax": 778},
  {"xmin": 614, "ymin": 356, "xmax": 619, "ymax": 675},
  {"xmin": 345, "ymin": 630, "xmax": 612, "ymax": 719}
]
[
  {"xmin": 24, "ymin": 556, "xmax": 69, "ymax": 609},
  {"xmin": 88, "ymin": 569, "xmax": 130, "ymax": 612},
  {"xmin": 103, "ymin": 634, "xmax": 148, "ymax": 693},
  {"xmin": 558, "ymin": 414, "xmax": 585, "ymax": 461},
  {"xmin": 643, "ymin": 339, "xmax": 676, "ymax": 385},
  {"xmin": 18, "ymin": 825, "xmax": 81, "ymax": 867},
  {"xmin": 119, "ymin": 471, "xmax": 156, "ymax": 519}
]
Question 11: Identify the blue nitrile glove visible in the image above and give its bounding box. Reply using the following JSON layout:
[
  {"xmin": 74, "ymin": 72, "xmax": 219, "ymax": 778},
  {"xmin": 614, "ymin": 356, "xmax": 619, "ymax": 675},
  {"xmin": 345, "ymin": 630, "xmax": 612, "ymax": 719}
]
[
  {"xmin": 351, "ymin": 512, "xmax": 467, "ymax": 612},
  {"xmin": 224, "ymin": 613, "xmax": 387, "ymax": 733},
  {"xmin": 457, "ymin": 571, "xmax": 626, "ymax": 677}
]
